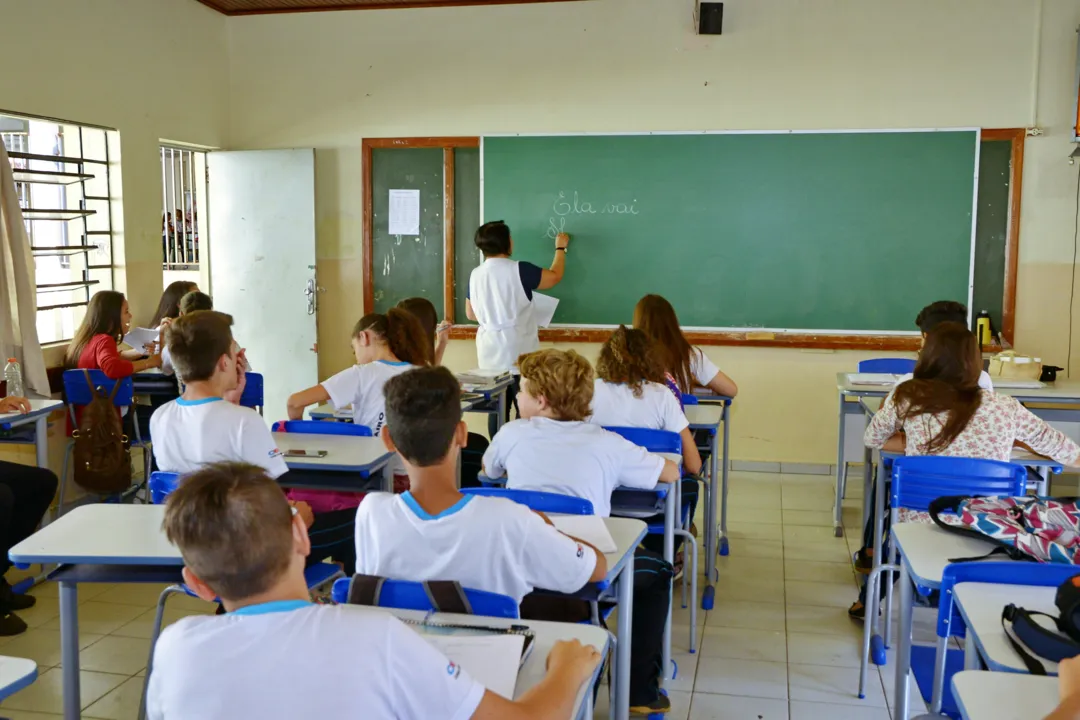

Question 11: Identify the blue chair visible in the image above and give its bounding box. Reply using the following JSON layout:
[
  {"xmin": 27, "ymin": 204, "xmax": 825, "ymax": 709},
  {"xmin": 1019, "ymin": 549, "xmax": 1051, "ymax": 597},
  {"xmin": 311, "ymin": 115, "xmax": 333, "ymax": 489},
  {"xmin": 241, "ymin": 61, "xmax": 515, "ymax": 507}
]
[
  {"xmin": 858, "ymin": 358, "xmax": 916, "ymax": 375},
  {"xmin": 331, "ymin": 576, "xmax": 519, "ymax": 618},
  {"xmin": 59, "ymin": 370, "xmax": 150, "ymax": 516},
  {"xmin": 917, "ymin": 562, "xmax": 1080, "ymax": 716},
  {"xmin": 238, "ymin": 371, "xmax": 264, "ymax": 415},
  {"xmin": 461, "ymin": 487, "xmax": 593, "ymax": 515},
  {"xmin": 604, "ymin": 426, "xmax": 699, "ymax": 654},
  {"xmin": 271, "ymin": 419, "xmax": 372, "ymax": 437},
  {"xmin": 858, "ymin": 456, "xmax": 1028, "ymax": 700},
  {"xmin": 681, "ymin": 394, "xmax": 699, "ymax": 406}
]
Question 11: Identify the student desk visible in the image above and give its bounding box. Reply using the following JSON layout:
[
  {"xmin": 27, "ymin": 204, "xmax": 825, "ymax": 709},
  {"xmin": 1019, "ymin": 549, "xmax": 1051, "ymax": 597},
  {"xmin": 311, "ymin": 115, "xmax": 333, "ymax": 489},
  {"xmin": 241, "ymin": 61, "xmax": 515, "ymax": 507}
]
[
  {"xmin": 888, "ymin": 523, "xmax": 1006, "ymax": 720},
  {"xmin": 385, "ymin": 608, "xmax": 612, "ymax": 720},
  {"xmin": 952, "ymin": 671, "xmax": 1058, "ymax": 720},
  {"xmin": 0, "ymin": 399, "xmax": 63, "ymax": 468},
  {"xmin": 684, "ymin": 402, "xmax": 728, "ymax": 608},
  {"xmin": 954, "ymin": 582, "xmax": 1059, "ymax": 674},
  {"xmin": 9, "ymin": 505, "xmax": 184, "ymax": 720},
  {"xmin": 0, "ymin": 655, "xmax": 37, "ymax": 701},
  {"xmin": 460, "ymin": 375, "xmax": 515, "ymax": 435},
  {"xmin": 273, "ymin": 432, "xmax": 394, "ymax": 491},
  {"xmin": 309, "ymin": 395, "xmax": 483, "ymax": 422}
]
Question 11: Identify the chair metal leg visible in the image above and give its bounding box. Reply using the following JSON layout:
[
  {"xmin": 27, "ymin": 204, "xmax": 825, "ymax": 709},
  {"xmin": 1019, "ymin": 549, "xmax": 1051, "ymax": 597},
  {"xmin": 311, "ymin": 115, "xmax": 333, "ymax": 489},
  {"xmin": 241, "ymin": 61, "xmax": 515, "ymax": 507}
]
[
  {"xmin": 884, "ymin": 540, "xmax": 897, "ymax": 648},
  {"xmin": 56, "ymin": 443, "xmax": 74, "ymax": 519},
  {"xmin": 139, "ymin": 585, "xmax": 187, "ymax": 720},
  {"xmin": 674, "ymin": 529, "xmax": 698, "ymax": 654},
  {"xmin": 859, "ymin": 562, "xmax": 897, "ymax": 699},
  {"xmin": 929, "ymin": 634, "xmax": 949, "ymax": 714}
]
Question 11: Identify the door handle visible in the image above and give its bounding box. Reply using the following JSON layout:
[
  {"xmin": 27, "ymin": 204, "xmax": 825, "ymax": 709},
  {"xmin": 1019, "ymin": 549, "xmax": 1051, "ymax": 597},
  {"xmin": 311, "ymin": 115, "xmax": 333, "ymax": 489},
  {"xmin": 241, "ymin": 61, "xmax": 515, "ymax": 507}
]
[{"xmin": 305, "ymin": 278, "xmax": 316, "ymax": 315}]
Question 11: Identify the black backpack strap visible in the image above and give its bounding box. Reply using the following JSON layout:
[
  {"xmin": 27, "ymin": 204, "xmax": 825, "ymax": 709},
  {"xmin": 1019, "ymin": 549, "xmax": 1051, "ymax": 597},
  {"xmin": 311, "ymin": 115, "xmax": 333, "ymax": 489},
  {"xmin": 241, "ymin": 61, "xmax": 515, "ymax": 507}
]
[
  {"xmin": 347, "ymin": 574, "xmax": 386, "ymax": 607},
  {"xmin": 1001, "ymin": 605, "xmax": 1049, "ymax": 675},
  {"xmin": 423, "ymin": 580, "xmax": 472, "ymax": 615},
  {"xmin": 928, "ymin": 495, "xmax": 1034, "ymax": 563}
]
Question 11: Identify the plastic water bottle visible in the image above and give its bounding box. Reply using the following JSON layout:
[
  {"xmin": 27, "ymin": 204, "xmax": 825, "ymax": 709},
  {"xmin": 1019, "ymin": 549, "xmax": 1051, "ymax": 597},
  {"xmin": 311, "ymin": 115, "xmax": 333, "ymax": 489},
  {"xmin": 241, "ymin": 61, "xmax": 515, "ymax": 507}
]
[{"xmin": 3, "ymin": 358, "xmax": 24, "ymax": 399}]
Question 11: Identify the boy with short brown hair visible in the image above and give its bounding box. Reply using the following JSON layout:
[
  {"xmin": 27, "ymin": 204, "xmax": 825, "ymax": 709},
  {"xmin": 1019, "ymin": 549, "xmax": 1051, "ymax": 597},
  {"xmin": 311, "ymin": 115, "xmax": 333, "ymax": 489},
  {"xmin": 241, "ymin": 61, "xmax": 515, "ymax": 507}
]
[{"xmin": 148, "ymin": 462, "xmax": 602, "ymax": 720}]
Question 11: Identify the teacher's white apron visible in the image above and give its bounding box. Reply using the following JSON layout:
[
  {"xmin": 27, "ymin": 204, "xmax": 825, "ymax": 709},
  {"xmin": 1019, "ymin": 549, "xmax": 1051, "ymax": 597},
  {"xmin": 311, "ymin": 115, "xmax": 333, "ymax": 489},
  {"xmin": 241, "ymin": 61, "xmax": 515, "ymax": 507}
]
[{"xmin": 469, "ymin": 258, "xmax": 540, "ymax": 372}]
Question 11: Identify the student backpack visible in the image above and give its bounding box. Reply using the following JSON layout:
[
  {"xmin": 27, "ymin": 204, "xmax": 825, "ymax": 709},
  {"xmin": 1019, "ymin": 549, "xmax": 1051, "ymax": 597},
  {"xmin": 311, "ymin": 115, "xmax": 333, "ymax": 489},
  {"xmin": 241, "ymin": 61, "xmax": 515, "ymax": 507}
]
[
  {"xmin": 72, "ymin": 370, "xmax": 132, "ymax": 494},
  {"xmin": 928, "ymin": 495, "xmax": 1080, "ymax": 565},
  {"xmin": 1001, "ymin": 574, "xmax": 1080, "ymax": 674}
]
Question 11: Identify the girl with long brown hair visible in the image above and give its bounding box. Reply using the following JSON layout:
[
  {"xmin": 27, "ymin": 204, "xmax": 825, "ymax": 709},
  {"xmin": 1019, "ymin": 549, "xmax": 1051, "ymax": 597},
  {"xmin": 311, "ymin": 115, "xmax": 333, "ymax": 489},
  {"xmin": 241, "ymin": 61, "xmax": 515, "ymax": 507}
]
[
  {"xmin": 633, "ymin": 294, "xmax": 738, "ymax": 398},
  {"xmin": 396, "ymin": 297, "xmax": 450, "ymax": 366},
  {"xmin": 66, "ymin": 290, "xmax": 162, "ymax": 376},
  {"xmin": 150, "ymin": 280, "xmax": 199, "ymax": 329},
  {"xmin": 590, "ymin": 325, "xmax": 702, "ymax": 475}
]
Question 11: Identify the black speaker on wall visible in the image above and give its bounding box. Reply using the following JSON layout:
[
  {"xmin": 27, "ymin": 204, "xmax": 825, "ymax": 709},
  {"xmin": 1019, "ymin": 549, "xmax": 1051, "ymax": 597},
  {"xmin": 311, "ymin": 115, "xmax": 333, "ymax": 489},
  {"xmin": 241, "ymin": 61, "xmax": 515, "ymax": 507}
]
[{"xmin": 697, "ymin": 2, "xmax": 723, "ymax": 35}]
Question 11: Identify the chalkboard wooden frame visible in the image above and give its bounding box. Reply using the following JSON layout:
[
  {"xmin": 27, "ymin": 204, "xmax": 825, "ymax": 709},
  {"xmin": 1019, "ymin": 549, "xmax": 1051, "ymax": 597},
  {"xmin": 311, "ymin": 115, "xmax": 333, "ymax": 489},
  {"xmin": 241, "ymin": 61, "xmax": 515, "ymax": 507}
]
[{"xmin": 361, "ymin": 130, "xmax": 1025, "ymax": 351}]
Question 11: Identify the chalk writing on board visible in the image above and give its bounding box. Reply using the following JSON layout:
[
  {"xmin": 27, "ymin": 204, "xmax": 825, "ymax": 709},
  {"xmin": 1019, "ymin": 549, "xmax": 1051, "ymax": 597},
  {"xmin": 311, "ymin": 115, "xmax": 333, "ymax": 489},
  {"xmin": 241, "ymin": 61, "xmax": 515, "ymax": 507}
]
[
  {"xmin": 552, "ymin": 191, "xmax": 639, "ymax": 217},
  {"xmin": 546, "ymin": 216, "xmax": 566, "ymax": 240}
]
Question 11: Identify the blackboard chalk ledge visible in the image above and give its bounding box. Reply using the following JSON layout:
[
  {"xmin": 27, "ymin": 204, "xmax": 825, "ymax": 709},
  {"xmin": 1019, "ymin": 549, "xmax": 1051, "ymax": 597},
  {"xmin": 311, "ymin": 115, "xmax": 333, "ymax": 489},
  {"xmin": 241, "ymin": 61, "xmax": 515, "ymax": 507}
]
[{"xmin": 447, "ymin": 325, "xmax": 1006, "ymax": 352}]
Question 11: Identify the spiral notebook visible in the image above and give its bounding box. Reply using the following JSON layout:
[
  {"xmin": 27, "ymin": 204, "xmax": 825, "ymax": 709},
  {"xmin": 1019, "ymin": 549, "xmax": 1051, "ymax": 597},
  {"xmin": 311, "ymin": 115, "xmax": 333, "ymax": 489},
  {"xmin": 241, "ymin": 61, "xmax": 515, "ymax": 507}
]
[{"xmin": 403, "ymin": 619, "xmax": 536, "ymax": 699}]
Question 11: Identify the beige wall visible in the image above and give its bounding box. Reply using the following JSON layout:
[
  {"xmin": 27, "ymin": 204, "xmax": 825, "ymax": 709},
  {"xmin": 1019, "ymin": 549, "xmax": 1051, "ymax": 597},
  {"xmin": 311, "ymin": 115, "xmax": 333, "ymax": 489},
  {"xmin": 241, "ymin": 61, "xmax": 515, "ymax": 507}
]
[
  {"xmin": 225, "ymin": 0, "xmax": 1080, "ymax": 463},
  {"xmin": 0, "ymin": 0, "xmax": 229, "ymax": 327}
]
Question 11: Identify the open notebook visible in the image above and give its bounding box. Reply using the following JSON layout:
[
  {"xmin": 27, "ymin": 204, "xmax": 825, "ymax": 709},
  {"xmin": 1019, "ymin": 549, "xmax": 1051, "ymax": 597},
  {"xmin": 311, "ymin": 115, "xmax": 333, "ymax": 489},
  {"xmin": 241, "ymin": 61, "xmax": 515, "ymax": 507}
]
[
  {"xmin": 550, "ymin": 515, "xmax": 617, "ymax": 553},
  {"xmin": 407, "ymin": 622, "xmax": 535, "ymax": 699}
]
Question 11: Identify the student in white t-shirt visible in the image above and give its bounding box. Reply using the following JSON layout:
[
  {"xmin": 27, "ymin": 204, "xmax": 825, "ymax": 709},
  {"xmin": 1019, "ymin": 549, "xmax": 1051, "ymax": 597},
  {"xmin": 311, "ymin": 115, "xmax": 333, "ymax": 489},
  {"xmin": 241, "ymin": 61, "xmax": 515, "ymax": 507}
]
[
  {"xmin": 286, "ymin": 308, "xmax": 429, "ymax": 490},
  {"xmin": 633, "ymin": 294, "xmax": 738, "ymax": 399},
  {"xmin": 354, "ymin": 365, "xmax": 606, "ymax": 606},
  {"xmin": 159, "ymin": 291, "xmax": 218, "ymax": 381},
  {"xmin": 151, "ymin": 311, "xmax": 356, "ymax": 574},
  {"xmin": 148, "ymin": 462, "xmax": 602, "ymax": 720},
  {"xmin": 482, "ymin": 348, "xmax": 678, "ymax": 715},
  {"xmin": 465, "ymin": 221, "xmax": 570, "ymax": 427}
]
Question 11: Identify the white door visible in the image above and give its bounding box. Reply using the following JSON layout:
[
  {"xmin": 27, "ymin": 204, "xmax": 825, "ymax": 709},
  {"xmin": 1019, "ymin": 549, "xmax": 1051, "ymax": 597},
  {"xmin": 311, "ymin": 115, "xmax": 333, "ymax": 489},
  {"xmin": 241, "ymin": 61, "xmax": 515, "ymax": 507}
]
[{"xmin": 207, "ymin": 149, "xmax": 318, "ymax": 425}]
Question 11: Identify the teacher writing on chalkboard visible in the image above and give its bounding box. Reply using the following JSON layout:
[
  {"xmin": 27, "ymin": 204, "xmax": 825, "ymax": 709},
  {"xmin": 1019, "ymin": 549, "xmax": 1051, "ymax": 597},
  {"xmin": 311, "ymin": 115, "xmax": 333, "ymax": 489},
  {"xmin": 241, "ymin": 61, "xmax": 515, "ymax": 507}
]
[{"xmin": 466, "ymin": 220, "xmax": 570, "ymax": 424}]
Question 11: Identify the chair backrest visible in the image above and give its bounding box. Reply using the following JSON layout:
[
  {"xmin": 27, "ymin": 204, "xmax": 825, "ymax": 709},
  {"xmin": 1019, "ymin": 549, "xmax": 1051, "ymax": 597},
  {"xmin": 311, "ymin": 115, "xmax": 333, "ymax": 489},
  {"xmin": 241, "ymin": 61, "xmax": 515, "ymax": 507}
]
[
  {"xmin": 271, "ymin": 420, "xmax": 373, "ymax": 437},
  {"xmin": 681, "ymin": 394, "xmax": 699, "ymax": 406},
  {"xmin": 603, "ymin": 426, "xmax": 681, "ymax": 455},
  {"xmin": 149, "ymin": 471, "xmax": 182, "ymax": 505},
  {"xmin": 239, "ymin": 372, "xmax": 264, "ymax": 413},
  {"xmin": 62, "ymin": 369, "xmax": 134, "ymax": 409},
  {"xmin": 890, "ymin": 456, "xmax": 1028, "ymax": 514},
  {"xmin": 330, "ymin": 576, "xmax": 519, "ymax": 618},
  {"xmin": 461, "ymin": 487, "xmax": 594, "ymax": 515},
  {"xmin": 937, "ymin": 561, "xmax": 1080, "ymax": 638},
  {"xmin": 858, "ymin": 358, "xmax": 916, "ymax": 374}
]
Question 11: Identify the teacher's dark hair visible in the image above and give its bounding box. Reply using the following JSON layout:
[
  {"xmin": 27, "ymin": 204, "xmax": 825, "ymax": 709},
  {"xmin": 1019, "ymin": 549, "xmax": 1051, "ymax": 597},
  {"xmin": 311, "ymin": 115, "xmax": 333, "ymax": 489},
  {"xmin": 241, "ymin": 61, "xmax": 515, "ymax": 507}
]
[{"xmin": 475, "ymin": 221, "xmax": 512, "ymax": 257}]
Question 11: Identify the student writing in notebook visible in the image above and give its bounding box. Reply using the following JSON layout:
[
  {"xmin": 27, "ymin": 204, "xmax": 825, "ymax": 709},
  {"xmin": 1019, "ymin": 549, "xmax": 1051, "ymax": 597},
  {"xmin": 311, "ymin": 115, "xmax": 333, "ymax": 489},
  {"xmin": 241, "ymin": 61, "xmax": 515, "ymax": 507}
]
[
  {"xmin": 148, "ymin": 462, "xmax": 602, "ymax": 720},
  {"xmin": 466, "ymin": 221, "xmax": 570, "ymax": 425},
  {"xmin": 151, "ymin": 311, "xmax": 356, "ymax": 574},
  {"xmin": 483, "ymin": 348, "xmax": 678, "ymax": 715},
  {"xmin": 354, "ymin": 365, "xmax": 606, "ymax": 607}
]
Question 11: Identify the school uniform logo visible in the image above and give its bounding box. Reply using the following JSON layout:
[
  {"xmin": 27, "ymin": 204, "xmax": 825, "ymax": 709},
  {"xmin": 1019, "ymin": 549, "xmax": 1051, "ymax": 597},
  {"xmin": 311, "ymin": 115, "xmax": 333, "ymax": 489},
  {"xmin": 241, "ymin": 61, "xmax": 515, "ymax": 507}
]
[
  {"xmin": 269, "ymin": 448, "xmax": 283, "ymax": 459},
  {"xmin": 576, "ymin": 543, "xmax": 585, "ymax": 559},
  {"xmin": 447, "ymin": 661, "xmax": 461, "ymax": 679}
]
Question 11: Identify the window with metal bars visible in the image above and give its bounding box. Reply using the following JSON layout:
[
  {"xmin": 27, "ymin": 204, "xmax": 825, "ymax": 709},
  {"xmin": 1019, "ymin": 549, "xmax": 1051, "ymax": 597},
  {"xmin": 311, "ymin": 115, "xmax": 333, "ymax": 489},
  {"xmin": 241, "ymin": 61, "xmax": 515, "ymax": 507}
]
[
  {"xmin": 160, "ymin": 146, "xmax": 204, "ymax": 270},
  {"xmin": 1, "ymin": 112, "xmax": 117, "ymax": 344}
]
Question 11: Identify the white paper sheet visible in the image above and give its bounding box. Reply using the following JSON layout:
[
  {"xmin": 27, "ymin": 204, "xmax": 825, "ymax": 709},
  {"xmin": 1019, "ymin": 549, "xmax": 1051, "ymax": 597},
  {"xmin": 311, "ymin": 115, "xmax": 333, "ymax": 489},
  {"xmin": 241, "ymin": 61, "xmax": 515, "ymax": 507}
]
[
  {"xmin": 531, "ymin": 292, "xmax": 559, "ymax": 328},
  {"xmin": 991, "ymin": 379, "xmax": 1046, "ymax": 389},
  {"xmin": 388, "ymin": 189, "xmax": 420, "ymax": 236},
  {"xmin": 846, "ymin": 373, "xmax": 900, "ymax": 386},
  {"xmin": 551, "ymin": 515, "xmax": 617, "ymax": 553},
  {"xmin": 422, "ymin": 633, "xmax": 524, "ymax": 699},
  {"xmin": 122, "ymin": 327, "xmax": 159, "ymax": 354}
]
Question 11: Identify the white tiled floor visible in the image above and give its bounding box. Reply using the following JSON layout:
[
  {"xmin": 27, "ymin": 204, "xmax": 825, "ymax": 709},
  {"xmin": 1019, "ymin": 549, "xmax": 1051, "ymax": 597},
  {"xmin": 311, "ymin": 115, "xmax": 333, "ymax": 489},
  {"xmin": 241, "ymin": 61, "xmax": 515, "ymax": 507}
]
[{"xmin": 0, "ymin": 471, "xmax": 929, "ymax": 719}]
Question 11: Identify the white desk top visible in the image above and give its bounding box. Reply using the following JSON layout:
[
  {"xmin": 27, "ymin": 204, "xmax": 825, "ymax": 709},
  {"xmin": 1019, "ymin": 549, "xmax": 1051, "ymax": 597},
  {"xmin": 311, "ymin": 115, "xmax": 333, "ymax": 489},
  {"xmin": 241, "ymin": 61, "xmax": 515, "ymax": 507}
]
[
  {"xmin": 274, "ymin": 432, "xmax": 393, "ymax": 473},
  {"xmin": 952, "ymin": 670, "xmax": 1058, "ymax": 720},
  {"xmin": 0, "ymin": 655, "xmax": 37, "ymax": 700},
  {"xmin": 387, "ymin": 607, "xmax": 609, "ymax": 709},
  {"xmin": 0, "ymin": 399, "xmax": 63, "ymax": 429},
  {"xmin": 893, "ymin": 523, "xmax": 1003, "ymax": 589},
  {"xmin": 310, "ymin": 398, "xmax": 478, "ymax": 420},
  {"xmin": 954, "ymin": 582, "xmax": 1060, "ymax": 674},
  {"xmin": 9, "ymin": 505, "xmax": 181, "ymax": 566},
  {"xmin": 595, "ymin": 517, "xmax": 647, "ymax": 587},
  {"xmin": 839, "ymin": 372, "xmax": 1080, "ymax": 404},
  {"xmin": 684, "ymin": 404, "xmax": 724, "ymax": 428}
]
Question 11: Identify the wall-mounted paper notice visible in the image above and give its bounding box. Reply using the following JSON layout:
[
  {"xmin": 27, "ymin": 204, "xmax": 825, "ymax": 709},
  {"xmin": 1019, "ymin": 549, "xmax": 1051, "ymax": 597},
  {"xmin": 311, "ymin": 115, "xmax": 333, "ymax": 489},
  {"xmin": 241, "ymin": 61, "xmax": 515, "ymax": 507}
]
[{"xmin": 388, "ymin": 189, "xmax": 420, "ymax": 236}]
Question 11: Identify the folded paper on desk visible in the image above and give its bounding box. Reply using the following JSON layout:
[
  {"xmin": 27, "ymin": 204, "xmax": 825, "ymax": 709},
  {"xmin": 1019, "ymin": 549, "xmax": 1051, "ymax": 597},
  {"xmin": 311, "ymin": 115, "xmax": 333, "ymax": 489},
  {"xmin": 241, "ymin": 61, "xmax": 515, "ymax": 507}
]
[
  {"xmin": 551, "ymin": 515, "xmax": 617, "ymax": 553},
  {"xmin": 846, "ymin": 373, "xmax": 900, "ymax": 386},
  {"xmin": 458, "ymin": 368, "xmax": 511, "ymax": 386},
  {"xmin": 420, "ymin": 633, "xmax": 525, "ymax": 699},
  {"xmin": 123, "ymin": 327, "xmax": 159, "ymax": 354}
]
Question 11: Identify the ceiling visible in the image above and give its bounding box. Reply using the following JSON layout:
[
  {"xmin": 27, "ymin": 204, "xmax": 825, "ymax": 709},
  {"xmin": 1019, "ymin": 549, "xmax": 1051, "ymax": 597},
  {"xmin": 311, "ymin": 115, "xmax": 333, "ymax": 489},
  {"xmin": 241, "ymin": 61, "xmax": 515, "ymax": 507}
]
[{"xmin": 195, "ymin": 0, "xmax": 576, "ymax": 15}]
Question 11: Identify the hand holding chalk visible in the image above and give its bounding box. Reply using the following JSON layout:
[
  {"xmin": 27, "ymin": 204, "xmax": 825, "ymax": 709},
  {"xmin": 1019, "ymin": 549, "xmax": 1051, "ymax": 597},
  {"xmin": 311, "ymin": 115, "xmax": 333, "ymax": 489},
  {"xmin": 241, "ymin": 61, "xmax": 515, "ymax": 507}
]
[{"xmin": 555, "ymin": 232, "xmax": 571, "ymax": 250}]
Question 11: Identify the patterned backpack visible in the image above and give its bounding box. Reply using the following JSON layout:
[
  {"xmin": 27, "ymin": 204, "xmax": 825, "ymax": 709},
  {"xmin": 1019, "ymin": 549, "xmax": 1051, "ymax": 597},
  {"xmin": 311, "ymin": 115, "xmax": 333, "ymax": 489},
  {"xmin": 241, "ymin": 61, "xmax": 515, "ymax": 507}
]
[{"xmin": 928, "ymin": 495, "xmax": 1080, "ymax": 564}]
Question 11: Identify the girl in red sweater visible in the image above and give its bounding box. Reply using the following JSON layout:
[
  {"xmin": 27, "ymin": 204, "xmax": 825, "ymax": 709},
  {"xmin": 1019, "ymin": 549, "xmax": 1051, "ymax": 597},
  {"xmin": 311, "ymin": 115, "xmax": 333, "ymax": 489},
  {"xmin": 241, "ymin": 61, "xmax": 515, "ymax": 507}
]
[{"xmin": 65, "ymin": 291, "xmax": 162, "ymax": 377}]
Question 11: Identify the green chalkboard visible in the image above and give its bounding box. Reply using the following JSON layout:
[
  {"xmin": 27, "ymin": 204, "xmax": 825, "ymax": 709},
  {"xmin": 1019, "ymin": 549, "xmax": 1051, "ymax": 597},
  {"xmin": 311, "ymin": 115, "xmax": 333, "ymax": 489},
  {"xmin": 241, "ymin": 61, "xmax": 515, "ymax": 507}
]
[
  {"xmin": 371, "ymin": 148, "xmax": 445, "ymax": 316},
  {"xmin": 482, "ymin": 132, "xmax": 978, "ymax": 331},
  {"xmin": 971, "ymin": 141, "xmax": 1011, "ymax": 335},
  {"xmin": 454, "ymin": 147, "xmax": 481, "ymax": 324}
]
